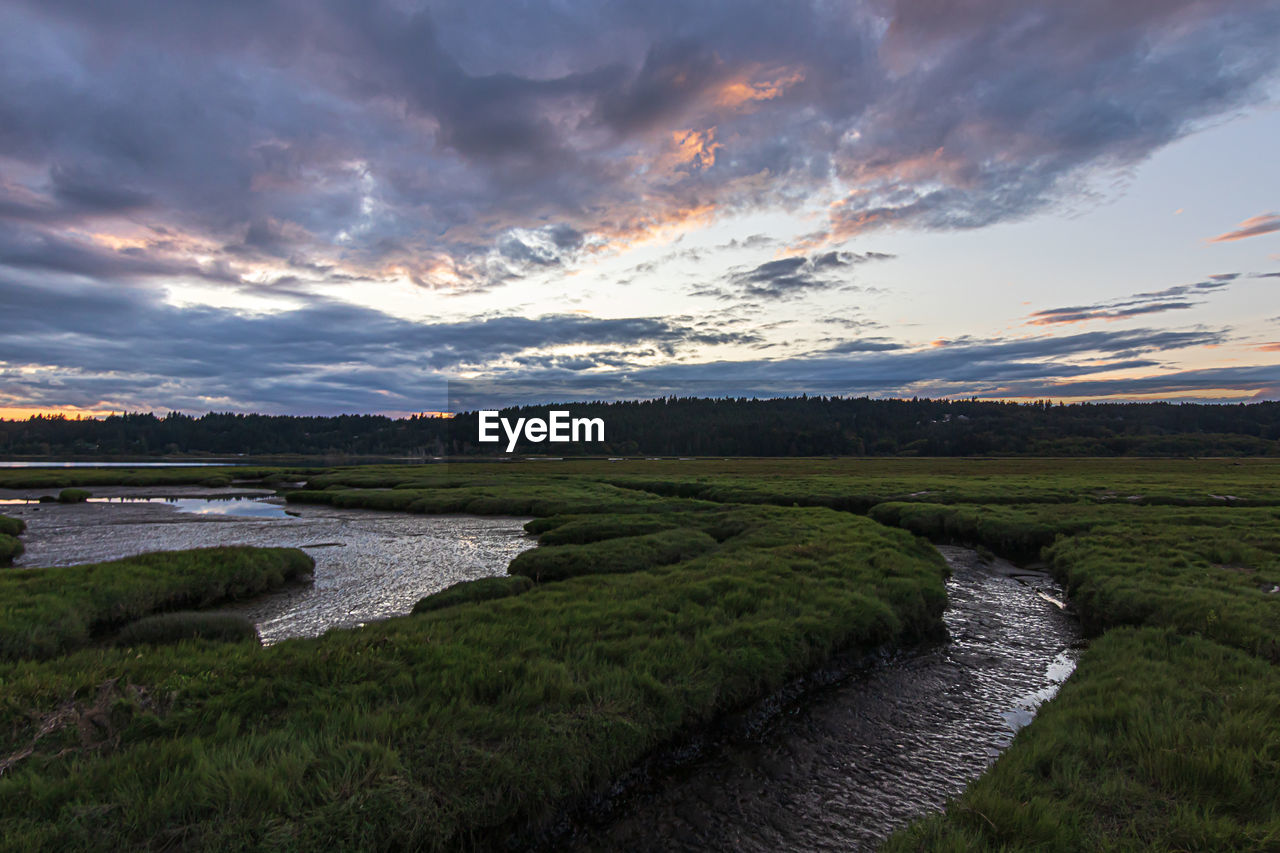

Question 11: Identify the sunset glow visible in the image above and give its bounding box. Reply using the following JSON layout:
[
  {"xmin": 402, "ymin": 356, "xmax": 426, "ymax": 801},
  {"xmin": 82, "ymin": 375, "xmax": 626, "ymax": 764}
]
[{"xmin": 0, "ymin": 0, "xmax": 1276, "ymax": 414}]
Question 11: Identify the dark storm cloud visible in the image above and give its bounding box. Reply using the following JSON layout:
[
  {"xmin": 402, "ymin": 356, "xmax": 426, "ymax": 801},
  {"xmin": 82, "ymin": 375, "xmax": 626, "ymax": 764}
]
[
  {"xmin": 810, "ymin": 1, "xmax": 1280, "ymax": 242},
  {"xmin": 9, "ymin": 269, "xmax": 1245, "ymax": 412},
  {"xmin": 2, "ymin": 0, "xmax": 1276, "ymax": 281},
  {"xmin": 0, "ymin": 278, "xmax": 754, "ymax": 371},
  {"xmin": 2, "ymin": 0, "xmax": 1280, "ymax": 410},
  {"xmin": 0, "ymin": 221, "xmax": 239, "ymax": 283},
  {"xmin": 49, "ymin": 165, "xmax": 153, "ymax": 214},
  {"xmin": 995, "ymin": 366, "xmax": 1280, "ymax": 399},
  {"xmin": 446, "ymin": 325, "xmax": 1265, "ymax": 409},
  {"xmin": 595, "ymin": 41, "xmax": 724, "ymax": 136},
  {"xmin": 0, "ymin": 274, "xmax": 763, "ymax": 412}
]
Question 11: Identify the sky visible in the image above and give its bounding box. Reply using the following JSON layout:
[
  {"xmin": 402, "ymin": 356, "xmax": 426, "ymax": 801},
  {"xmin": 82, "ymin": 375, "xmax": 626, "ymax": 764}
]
[{"xmin": 1, "ymin": 0, "xmax": 1278, "ymax": 417}]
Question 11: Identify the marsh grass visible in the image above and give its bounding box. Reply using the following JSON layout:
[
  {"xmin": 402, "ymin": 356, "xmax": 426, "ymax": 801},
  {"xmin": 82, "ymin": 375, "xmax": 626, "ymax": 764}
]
[
  {"xmin": 509, "ymin": 528, "xmax": 718, "ymax": 582},
  {"xmin": 2, "ymin": 459, "xmax": 1278, "ymax": 850},
  {"xmin": 1044, "ymin": 510, "xmax": 1280, "ymax": 662},
  {"xmin": 0, "ymin": 467, "xmax": 304, "ymax": 490},
  {"xmin": 55, "ymin": 489, "xmax": 90, "ymax": 504},
  {"xmin": 286, "ymin": 479, "xmax": 687, "ymax": 517},
  {"xmin": 0, "ymin": 504, "xmax": 946, "ymax": 851},
  {"xmin": 863, "ymin": 502, "xmax": 1280, "ymax": 661},
  {"xmin": 0, "ymin": 514, "xmax": 23, "ymax": 565},
  {"xmin": 531, "ymin": 513, "xmax": 681, "ymax": 545},
  {"xmin": 883, "ymin": 628, "xmax": 1280, "ymax": 852},
  {"xmin": 115, "ymin": 611, "xmax": 259, "ymax": 646},
  {"xmin": 411, "ymin": 576, "xmax": 534, "ymax": 614},
  {"xmin": 0, "ymin": 547, "xmax": 312, "ymax": 661},
  {"xmin": 867, "ymin": 501, "xmax": 1107, "ymax": 562}
]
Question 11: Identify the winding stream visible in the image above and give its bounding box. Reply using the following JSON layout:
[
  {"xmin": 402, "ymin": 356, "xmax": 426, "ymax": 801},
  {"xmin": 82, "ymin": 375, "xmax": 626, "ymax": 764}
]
[
  {"xmin": 7, "ymin": 491, "xmax": 1080, "ymax": 847},
  {"xmin": 565, "ymin": 545, "xmax": 1082, "ymax": 852}
]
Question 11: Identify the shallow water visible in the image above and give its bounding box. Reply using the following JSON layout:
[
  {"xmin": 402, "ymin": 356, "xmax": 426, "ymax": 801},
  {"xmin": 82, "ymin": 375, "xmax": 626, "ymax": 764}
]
[
  {"xmin": 83, "ymin": 496, "xmax": 297, "ymax": 518},
  {"xmin": 4, "ymin": 493, "xmax": 534, "ymax": 643},
  {"xmin": 566, "ymin": 545, "xmax": 1081, "ymax": 852}
]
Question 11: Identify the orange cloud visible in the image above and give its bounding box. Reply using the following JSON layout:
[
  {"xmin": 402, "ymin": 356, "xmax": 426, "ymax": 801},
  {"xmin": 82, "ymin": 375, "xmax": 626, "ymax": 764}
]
[
  {"xmin": 669, "ymin": 128, "xmax": 722, "ymax": 170},
  {"xmin": 1257, "ymin": 342, "xmax": 1280, "ymax": 352},
  {"xmin": 594, "ymin": 202, "xmax": 719, "ymax": 253},
  {"xmin": 87, "ymin": 232, "xmax": 152, "ymax": 251},
  {"xmin": 844, "ymin": 147, "xmax": 969, "ymax": 187},
  {"xmin": 713, "ymin": 67, "xmax": 805, "ymax": 110},
  {"xmin": 785, "ymin": 202, "xmax": 895, "ymax": 254},
  {"xmin": 1207, "ymin": 212, "xmax": 1280, "ymax": 243}
]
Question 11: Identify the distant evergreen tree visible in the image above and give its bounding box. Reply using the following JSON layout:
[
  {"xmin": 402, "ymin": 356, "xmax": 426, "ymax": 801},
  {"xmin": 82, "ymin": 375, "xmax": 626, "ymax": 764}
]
[{"xmin": 1, "ymin": 399, "xmax": 1277, "ymax": 457}]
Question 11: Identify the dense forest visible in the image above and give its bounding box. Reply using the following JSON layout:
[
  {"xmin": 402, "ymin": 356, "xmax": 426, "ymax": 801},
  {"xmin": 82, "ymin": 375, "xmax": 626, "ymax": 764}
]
[{"xmin": 3, "ymin": 398, "xmax": 1279, "ymax": 458}]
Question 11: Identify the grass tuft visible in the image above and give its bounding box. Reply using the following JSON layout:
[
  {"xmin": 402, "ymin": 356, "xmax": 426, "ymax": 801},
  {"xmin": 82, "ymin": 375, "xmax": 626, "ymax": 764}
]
[
  {"xmin": 0, "ymin": 546, "xmax": 312, "ymax": 661},
  {"xmin": 411, "ymin": 575, "xmax": 534, "ymax": 614},
  {"xmin": 115, "ymin": 611, "xmax": 259, "ymax": 646},
  {"xmin": 508, "ymin": 527, "xmax": 718, "ymax": 582}
]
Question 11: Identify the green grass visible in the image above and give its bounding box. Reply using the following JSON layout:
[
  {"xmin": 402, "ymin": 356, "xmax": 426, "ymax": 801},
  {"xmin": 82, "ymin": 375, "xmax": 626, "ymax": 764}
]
[
  {"xmin": 114, "ymin": 611, "xmax": 259, "ymax": 646},
  {"xmin": 296, "ymin": 457, "xmax": 1280, "ymax": 507},
  {"xmin": 0, "ymin": 467, "xmax": 302, "ymax": 490},
  {"xmin": 509, "ymin": 527, "xmax": 718, "ymax": 582},
  {"xmin": 55, "ymin": 489, "xmax": 91, "ymax": 504},
  {"xmin": 867, "ymin": 501, "xmax": 1114, "ymax": 562},
  {"xmin": 1043, "ymin": 509, "xmax": 1280, "ymax": 662},
  {"xmin": 0, "ymin": 547, "xmax": 313, "ymax": 661},
  {"xmin": 0, "ymin": 514, "xmax": 25, "ymax": 565},
  {"xmin": 2, "ymin": 458, "xmax": 1279, "ymax": 849},
  {"xmin": 862, "ymin": 501, "xmax": 1280, "ymax": 662},
  {"xmin": 529, "ymin": 512, "xmax": 682, "ymax": 544},
  {"xmin": 286, "ymin": 478, "xmax": 684, "ymax": 516},
  {"xmin": 884, "ymin": 628, "xmax": 1280, "ymax": 852},
  {"xmin": 411, "ymin": 576, "xmax": 534, "ymax": 614},
  {"xmin": 583, "ymin": 457, "xmax": 1280, "ymax": 509},
  {"xmin": 0, "ymin": 504, "xmax": 946, "ymax": 851}
]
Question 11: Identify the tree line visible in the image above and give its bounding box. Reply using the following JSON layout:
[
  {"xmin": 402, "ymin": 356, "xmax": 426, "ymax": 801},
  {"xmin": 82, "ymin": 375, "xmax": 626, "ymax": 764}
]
[{"xmin": 2, "ymin": 397, "xmax": 1278, "ymax": 458}]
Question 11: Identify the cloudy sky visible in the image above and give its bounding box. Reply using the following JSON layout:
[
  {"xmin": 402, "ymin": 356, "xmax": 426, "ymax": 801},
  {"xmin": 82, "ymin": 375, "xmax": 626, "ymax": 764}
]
[{"xmin": 1, "ymin": 0, "xmax": 1278, "ymax": 416}]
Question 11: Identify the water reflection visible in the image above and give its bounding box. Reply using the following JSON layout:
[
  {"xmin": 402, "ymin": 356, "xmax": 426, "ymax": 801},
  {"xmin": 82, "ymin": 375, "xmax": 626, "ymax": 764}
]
[
  {"xmin": 89, "ymin": 496, "xmax": 295, "ymax": 519},
  {"xmin": 566, "ymin": 545, "xmax": 1082, "ymax": 853},
  {"xmin": 2, "ymin": 495, "xmax": 294, "ymax": 518},
  {"xmin": 5, "ymin": 496, "xmax": 534, "ymax": 643}
]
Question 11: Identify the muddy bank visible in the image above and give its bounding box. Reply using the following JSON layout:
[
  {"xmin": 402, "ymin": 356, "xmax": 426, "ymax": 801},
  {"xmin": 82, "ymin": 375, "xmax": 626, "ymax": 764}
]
[{"xmin": 557, "ymin": 545, "xmax": 1081, "ymax": 852}]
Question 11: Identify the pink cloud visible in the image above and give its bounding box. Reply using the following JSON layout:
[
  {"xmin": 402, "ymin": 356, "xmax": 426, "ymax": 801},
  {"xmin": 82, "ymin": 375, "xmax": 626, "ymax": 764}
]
[{"xmin": 1208, "ymin": 212, "xmax": 1280, "ymax": 243}]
